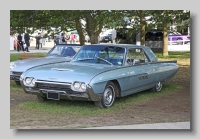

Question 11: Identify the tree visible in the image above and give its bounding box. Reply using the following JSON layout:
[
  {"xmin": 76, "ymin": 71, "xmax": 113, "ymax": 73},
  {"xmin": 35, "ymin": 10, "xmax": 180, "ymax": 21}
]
[
  {"xmin": 80, "ymin": 10, "xmax": 125, "ymax": 44},
  {"xmin": 150, "ymin": 10, "xmax": 190, "ymax": 56},
  {"xmin": 121, "ymin": 10, "xmax": 156, "ymax": 45},
  {"xmin": 10, "ymin": 10, "xmax": 126, "ymax": 45}
]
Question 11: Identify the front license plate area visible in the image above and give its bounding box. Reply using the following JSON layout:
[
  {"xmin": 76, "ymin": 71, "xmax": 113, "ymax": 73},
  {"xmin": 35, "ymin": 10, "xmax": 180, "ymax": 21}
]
[{"xmin": 47, "ymin": 92, "xmax": 60, "ymax": 100}]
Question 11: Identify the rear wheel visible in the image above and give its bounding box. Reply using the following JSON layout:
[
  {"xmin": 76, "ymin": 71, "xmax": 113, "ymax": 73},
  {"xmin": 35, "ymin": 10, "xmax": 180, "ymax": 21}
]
[
  {"xmin": 95, "ymin": 81, "xmax": 116, "ymax": 108},
  {"xmin": 150, "ymin": 81, "xmax": 162, "ymax": 92},
  {"xmin": 37, "ymin": 95, "xmax": 48, "ymax": 102}
]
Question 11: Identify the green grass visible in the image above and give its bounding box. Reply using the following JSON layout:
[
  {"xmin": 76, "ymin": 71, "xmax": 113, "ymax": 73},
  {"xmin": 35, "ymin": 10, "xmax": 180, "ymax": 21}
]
[
  {"xmin": 10, "ymin": 83, "xmax": 23, "ymax": 91},
  {"xmin": 155, "ymin": 52, "xmax": 190, "ymax": 59},
  {"xmin": 19, "ymin": 83, "xmax": 180, "ymax": 116},
  {"xmin": 10, "ymin": 53, "xmax": 46, "ymax": 62}
]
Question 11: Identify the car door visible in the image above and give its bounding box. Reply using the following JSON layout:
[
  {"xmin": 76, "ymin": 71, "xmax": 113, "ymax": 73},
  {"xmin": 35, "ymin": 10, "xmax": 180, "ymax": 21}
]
[{"xmin": 125, "ymin": 48, "xmax": 153, "ymax": 95}]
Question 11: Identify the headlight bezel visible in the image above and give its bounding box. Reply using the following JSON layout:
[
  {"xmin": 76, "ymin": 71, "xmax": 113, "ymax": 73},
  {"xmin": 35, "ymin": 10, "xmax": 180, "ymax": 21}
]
[
  {"xmin": 10, "ymin": 62, "xmax": 16, "ymax": 69},
  {"xmin": 74, "ymin": 82, "xmax": 81, "ymax": 90},
  {"xmin": 71, "ymin": 81, "xmax": 87, "ymax": 92},
  {"xmin": 23, "ymin": 77, "xmax": 36, "ymax": 87}
]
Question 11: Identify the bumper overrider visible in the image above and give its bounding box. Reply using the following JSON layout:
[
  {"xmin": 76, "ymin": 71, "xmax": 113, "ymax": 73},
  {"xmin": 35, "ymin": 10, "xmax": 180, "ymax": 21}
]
[
  {"xmin": 20, "ymin": 77, "xmax": 103, "ymax": 102},
  {"xmin": 10, "ymin": 71, "xmax": 23, "ymax": 81}
]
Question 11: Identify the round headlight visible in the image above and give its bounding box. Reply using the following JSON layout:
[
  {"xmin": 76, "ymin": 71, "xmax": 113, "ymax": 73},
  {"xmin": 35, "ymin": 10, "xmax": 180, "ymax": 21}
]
[
  {"xmin": 10, "ymin": 62, "xmax": 16, "ymax": 69},
  {"xmin": 74, "ymin": 82, "xmax": 81, "ymax": 89},
  {"xmin": 31, "ymin": 78, "xmax": 36, "ymax": 86},
  {"xmin": 81, "ymin": 83, "xmax": 86, "ymax": 90},
  {"xmin": 25, "ymin": 78, "xmax": 32, "ymax": 85}
]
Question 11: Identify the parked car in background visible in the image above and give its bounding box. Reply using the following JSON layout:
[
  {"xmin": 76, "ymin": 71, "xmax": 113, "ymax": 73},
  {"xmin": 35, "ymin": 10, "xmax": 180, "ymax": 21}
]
[
  {"xmin": 145, "ymin": 30, "xmax": 190, "ymax": 45},
  {"xmin": 168, "ymin": 31, "xmax": 190, "ymax": 45},
  {"xmin": 20, "ymin": 44, "xmax": 179, "ymax": 108},
  {"xmin": 10, "ymin": 44, "xmax": 82, "ymax": 85},
  {"xmin": 101, "ymin": 33, "xmax": 112, "ymax": 43}
]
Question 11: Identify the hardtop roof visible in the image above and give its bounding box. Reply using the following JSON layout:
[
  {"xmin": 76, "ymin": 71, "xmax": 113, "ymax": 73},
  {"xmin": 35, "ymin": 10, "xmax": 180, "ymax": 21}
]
[{"xmin": 83, "ymin": 43, "xmax": 150, "ymax": 49}]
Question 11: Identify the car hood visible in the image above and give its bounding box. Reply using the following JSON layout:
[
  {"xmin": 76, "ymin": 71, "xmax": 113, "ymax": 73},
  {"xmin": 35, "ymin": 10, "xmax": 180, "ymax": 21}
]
[
  {"xmin": 22, "ymin": 62, "xmax": 117, "ymax": 84},
  {"xmin": 10, "ymin": 57, "xmax": 71, "ymax": 72}
]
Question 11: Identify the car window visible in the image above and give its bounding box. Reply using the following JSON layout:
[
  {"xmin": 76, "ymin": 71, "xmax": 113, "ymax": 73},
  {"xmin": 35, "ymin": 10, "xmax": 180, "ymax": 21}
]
[
  {"xmin": 46, "ymin": 46, "xmax": 78, "ymax": 57},
  {"xmin": 126, "ymin": 48, "xmax": 149, "ymax": 66},
  {"xmin": 72, "ymin": 45, "xmax": 125, "ymax": 66}
]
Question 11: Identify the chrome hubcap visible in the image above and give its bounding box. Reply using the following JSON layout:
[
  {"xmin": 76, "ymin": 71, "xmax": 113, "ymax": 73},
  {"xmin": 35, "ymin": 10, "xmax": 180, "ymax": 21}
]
[
  {"xmin": 156, "ymin": 82, "xmax": 162, "ymax": 91},
  {"xmin": 103, "ymin": 86, "xmax": 113, "ymax": 105}
]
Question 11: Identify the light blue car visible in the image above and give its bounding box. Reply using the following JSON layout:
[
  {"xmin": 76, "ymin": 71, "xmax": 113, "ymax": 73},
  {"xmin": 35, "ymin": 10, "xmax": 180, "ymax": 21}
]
[
  {"xmin": 20, "ymin": 44, "xmax": 179, "ymax": 108},
  {"xmin": 10, "ymin": 44, "xmax": 82, "ymax": 85}
]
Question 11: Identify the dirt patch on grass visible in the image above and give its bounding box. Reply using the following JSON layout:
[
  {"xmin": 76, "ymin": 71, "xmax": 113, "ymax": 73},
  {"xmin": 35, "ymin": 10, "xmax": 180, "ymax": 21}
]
[{"xmin": 10, "ymin": 59, "xmax": 190, "ymax": 129}]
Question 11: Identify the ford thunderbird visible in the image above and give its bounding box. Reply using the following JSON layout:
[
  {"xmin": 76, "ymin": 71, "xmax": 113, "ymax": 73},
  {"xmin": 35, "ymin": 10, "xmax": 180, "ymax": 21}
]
[
  {"xmin": 10, "ymin": 44, "xmax": 82, "ymax": 85},
  {"xmin": 20, "ymin": 44, "xmax": 179, "ymax": 108}
]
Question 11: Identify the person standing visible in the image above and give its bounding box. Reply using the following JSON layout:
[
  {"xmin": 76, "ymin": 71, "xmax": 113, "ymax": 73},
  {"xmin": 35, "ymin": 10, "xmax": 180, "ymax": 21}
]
[
  {"xmin": 17, "ymin": 34, "xmax": 24, "ymax": 52},
  {"xmin": 74, "ymin": 34, "xmax": 76, "ymax": 44},
  {"xmin": 42, "ymin": 34, "xmax": 46, "ymax": 46},
  {"xmin": 40, "ymin": 34, "xmax": 43, "ymax": 48},
  {"xmin": 85, "ymin": 34, "xmax": 89, "ymax": 43},
  {"xmin": 70, "ymin": 33, "xmax": 75, "ymax": 44},
  {"xmin": 63, "ymin": 33, "xmax": 68, "ymax": 44},
  {"xmin": 35, "ymin": 33, "xmax": 40, "ymax": 49},
  {"xmin": 60, "ymin": 33, "xmax": 65, "ymax": 44},
  {"xmin": 54, "ymin": 34, "xmax": 60, "ymax": 45},
  {"xmin": 13, "ymin": 34, "xmax": 17, "ymax": 50},
  {"xmin": 21, "ymin": 33, "xmax": 25, "ymax": 51},
  {"xmin": 24, "ymin": 33, "xmax": 30, "ymax": 52},
  {"xmin": 97, "ymin": 34, "xmax": 100, "ymax": 44}
]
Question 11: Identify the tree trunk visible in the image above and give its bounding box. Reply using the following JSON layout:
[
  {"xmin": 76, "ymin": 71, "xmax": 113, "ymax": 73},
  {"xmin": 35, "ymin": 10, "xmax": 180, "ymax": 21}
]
[
  {"xmin": 140, "ymin": 13, "xmax": 145, "ymax": 46},
  {"xmin": 75, "ymin": 19, "xmax": 85, "ymax": 45},
  {"xmin": 85, "ymin": 12, "xmax": 103, "ymax": 44},
  {"xmin": 90, "ymin": 33, "xmax": 99, "ymax": 44},
  {"xmin": 163, "ymin": 22, "xmax": 168, "ymax": 56}
]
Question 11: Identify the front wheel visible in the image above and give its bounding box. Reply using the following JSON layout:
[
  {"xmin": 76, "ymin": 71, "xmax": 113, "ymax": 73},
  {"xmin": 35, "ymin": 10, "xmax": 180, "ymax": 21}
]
[
  {"xmin": 94, "ymin": 81, "xmax": 116, "ymax": 108},
  {"xmin": 150, "ymin": 81, "xmax": 163, "ymax": 92}
]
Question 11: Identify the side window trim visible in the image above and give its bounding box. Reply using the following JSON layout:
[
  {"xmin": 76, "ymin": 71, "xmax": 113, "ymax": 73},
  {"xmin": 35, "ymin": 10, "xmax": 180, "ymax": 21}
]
[{"xmin": 126, "ymin": 48, "xmax": 149, "ymax": 66}]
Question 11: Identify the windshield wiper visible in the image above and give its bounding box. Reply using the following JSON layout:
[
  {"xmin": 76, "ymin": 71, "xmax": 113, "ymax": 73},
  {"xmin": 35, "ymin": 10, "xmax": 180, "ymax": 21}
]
[{"xmin": 96, "ymin": 56, "xmax": 113, "ymax": 65}]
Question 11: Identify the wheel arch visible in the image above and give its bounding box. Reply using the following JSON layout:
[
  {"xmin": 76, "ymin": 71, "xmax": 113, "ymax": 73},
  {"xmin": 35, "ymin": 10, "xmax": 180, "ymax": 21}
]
[{"xmin": 110, "ymin": 79, "xmax": 121, "ymax": 97}]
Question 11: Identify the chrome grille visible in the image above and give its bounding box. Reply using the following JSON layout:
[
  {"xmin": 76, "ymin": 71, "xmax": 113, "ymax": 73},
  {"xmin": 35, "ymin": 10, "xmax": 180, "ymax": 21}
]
[
  {"xmin": 36, "ymin": 82, "xmax": 78, "ymax": 93},
  {"xmin": 12, "ymin": 72, "xmax": 23, "ymax": 75}
]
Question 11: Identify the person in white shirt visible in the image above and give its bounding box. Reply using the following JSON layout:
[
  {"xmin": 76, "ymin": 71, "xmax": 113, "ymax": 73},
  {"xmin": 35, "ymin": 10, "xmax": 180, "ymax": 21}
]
[{"xmin": 21, "ymin": 33, "xmax": 25, "ymax": 51}]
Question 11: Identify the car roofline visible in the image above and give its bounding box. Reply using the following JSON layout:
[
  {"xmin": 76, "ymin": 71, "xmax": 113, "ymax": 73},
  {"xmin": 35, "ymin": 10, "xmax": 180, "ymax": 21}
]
[{"xmin": 83, "ymin": 44, "xmax": 150, "ymax": 49}]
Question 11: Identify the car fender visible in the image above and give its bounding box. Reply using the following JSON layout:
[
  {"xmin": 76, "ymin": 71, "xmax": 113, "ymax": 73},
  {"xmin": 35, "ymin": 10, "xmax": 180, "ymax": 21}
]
[{"xmin": 88, "ymin": 67, "xmax": 130, "ymax": 95}]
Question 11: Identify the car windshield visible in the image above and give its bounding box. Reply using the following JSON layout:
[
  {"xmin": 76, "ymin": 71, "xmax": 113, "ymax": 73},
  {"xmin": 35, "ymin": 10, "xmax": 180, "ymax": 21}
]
[
  {"xmin": 72, "ymin": 45, "xmax": 125, "ymax": 66},
  {"xmin": 46, "ymin": 45, "xmax": 80, "ymax": 57}
]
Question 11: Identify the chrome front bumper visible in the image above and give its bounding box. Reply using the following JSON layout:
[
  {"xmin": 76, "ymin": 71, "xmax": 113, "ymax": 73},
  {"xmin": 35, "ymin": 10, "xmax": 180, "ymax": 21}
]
[
  {"xmin": 10, "ymin": 71, "xmax": 22, "ymax": 81},
  {"xmin": 20, "ymin": 80, "xmax": 102, "ymax": 102}
]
